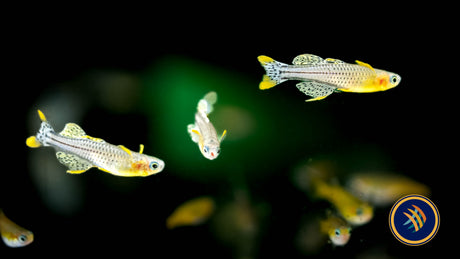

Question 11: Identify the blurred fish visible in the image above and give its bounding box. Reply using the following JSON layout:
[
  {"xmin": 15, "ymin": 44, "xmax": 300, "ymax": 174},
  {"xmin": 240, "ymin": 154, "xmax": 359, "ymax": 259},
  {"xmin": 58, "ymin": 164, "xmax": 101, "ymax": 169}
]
[
  {"xmin": 347, "ymin": 172, "xmax": 430, "ymax": 207},
  {"xmin": 26, "ymin": 110, "xmax": 165, "ymax": 177},
  {"xmin": 320, "ymin": 214, "xmax": 351, "ymax": 246},
  {"xmin": 257, "ymin": 54, "xmax": 401, "ymax": 102},
  {"xmin": 313, "ymin": 178, "xmax": 373, "ymax": 226},
  {"xmin": 187, "ymin": 92, "xmax": 227, "ymax": 160},
  {"xmin": 0, "ymin": 209, "xmax": 33, "ymax": 248},
  {"xmin": 166, "ymin": 196, "xmax": 215, "ymax": 229}
]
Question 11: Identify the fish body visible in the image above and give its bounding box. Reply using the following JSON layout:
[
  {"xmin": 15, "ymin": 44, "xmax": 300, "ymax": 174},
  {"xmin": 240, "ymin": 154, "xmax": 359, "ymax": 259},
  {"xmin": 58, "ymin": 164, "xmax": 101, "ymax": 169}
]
[
  {"xmin": 166, "ymin": 196, "xmax": 215, "ymax": 229},
  {"xmin": 314, "ymin": 178, "xmax": 373, "ymax": 226},
  {"xmin": 0, "ymin": 209, "xmax": 33, "ymax": 248},
  {"xmin": 187, "ymin": 92, "xmax": 227, "ymax": 160},
  {"xmin": 257, "ymin": 54, "xmax": 401, "ymax": 102},
  {"xmin": 26, "ymin": 110, "xmax": 165, "ymax": 177},
  {"xmin": 320, "ymin": 214, "xmax": 351, "ymax": 246}
]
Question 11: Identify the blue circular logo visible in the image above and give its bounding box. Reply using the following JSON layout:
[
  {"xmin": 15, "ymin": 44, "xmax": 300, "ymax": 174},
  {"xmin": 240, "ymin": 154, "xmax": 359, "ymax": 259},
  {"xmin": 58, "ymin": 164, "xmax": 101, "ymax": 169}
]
[{"xmin": 389, "ymin": 194, "xmax": 440, "ymax": 246}]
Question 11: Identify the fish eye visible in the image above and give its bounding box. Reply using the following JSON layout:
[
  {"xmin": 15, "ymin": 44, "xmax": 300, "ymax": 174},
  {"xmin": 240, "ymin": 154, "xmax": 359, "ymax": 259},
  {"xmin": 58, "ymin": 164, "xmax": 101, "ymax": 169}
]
[
  {"xmin": 217, "ymin": 148, "xmax": 220, "ymax": 154},
  {"xmin": 335, "ymin": 229, "xmax": 341, "ymax": 236},
  {"xmin": 18, "ymin": 234, "xmax": 28, "ymax": 243},
  {"xmin": 356, "ymin": 207, "xmax": 363, "ymax": 215},
  {"xmin": 390, "ymin": 75, "xmax": 398, "ymax": 84},
  {"xmin": 149, "ymin": 161, "xmax": 159, "ymax": 170},
  {"xmin": 203, "ymin": 146, "xmax": 209, "ymax": 153}
]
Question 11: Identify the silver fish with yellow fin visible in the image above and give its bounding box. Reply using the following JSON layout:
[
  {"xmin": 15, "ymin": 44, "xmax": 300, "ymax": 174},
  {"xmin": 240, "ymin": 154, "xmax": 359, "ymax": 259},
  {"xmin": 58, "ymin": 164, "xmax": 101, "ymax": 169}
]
[
  {"xmin": 26, "ymin": 110, "xmax": 165, "ymax": 177},
  {"xmin": 257, "ymin": 54, "xmax": 401, "ymax": 102},
  {"xmin": 0, "ymin": 209, "xmax": 33, "ymax": 248},
  {"xmin": 187, "ymin": 92, "xmax": 227, "ymax": 160}
]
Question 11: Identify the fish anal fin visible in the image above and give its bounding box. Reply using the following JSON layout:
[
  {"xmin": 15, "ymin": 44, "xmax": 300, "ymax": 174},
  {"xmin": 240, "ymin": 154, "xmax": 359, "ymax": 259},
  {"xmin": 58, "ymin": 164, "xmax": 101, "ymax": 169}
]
[
  {"xmin": 56, "ymin": 152, "xmax": 93, "ymax": 173},
  {"xmin": 118, "ymin": 145, "xmax": 133, "ymax": 157},
  {"xmin": 59, "ymin": 123, "xmax": 86, "ymax": 138},
  {"xmin": 292, "ymin": 54, "xmax": 324, "ymax": 65},
  {"xmin": 296, "ymin": 81, "xmax": 336, "ymax": 102},
  {"xmin": 355, "ymin": 60, "xmax": 375, "ymax": 72},
  {"xmin": 26, "ymin": 136, "xmax": 41, "ymax": 148}
]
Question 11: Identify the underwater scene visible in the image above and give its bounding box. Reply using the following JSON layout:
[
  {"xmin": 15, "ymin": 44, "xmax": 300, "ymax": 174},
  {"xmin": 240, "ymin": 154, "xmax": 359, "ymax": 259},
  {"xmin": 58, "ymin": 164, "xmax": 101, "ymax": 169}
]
[{"xmin": 2, "ymin": 13, "xmax": 445, "ymax": 258}]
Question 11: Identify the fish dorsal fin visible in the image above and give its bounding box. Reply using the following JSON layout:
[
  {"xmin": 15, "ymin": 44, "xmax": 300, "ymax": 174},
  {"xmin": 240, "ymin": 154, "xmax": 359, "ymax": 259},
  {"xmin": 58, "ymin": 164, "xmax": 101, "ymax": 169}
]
[
  {"xmin": 118, "ymin": 145, "xmax": 133, "ymax": 157},
  {"xmin": 292, "ymin": 54, "xmax": 324, "ymax": 65},
  {"xmin": 59, "ymin": 123, "xmax": 86, "ymax": 138},
  {"xmin": 355, "ymin": 60, "xmax": 375, "ymax": 72},
  {"xmin": 325, "ymin": 58, "xmax": 344, "ymax": 64}
]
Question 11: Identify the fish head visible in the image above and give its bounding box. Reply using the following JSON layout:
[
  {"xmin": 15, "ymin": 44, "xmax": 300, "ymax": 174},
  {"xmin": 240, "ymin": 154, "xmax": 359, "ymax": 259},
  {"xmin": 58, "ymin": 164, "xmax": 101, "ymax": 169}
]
[
  {"xmin": 1, "ymin": 229, "xmax": 34, "ymax": 248},
  {"xmin": 328, "ymin": 226, "xmax": 351, "ymax": 246},
  {"xmin": 130, "ymin": 155, "xmax": 165, "ymax": 176},
  {"xmin": 200, "ymin": 140, "xmax": 221, "ymax": 160},
  {"xmin": 345, "ymin": 203, "xmax": 374, "ymax": 226},
  {"xmin": 376, "ymin": 70, "xmax": 401, "ymax": 91}
]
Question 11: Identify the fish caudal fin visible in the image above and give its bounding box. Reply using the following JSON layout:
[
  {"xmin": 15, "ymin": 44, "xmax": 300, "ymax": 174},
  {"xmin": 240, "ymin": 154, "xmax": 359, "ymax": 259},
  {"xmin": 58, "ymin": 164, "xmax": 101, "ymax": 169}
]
[
  {"xmin": 26, "ymin": 110, "xmax": 55, "ymax": 148},
  {"xmin": 198, "ymin": 91, "xmax": 217, "ymax": 115},
  {"xmin": 257, "ymin": 55, "xmax": 287, "ymax": 90}
]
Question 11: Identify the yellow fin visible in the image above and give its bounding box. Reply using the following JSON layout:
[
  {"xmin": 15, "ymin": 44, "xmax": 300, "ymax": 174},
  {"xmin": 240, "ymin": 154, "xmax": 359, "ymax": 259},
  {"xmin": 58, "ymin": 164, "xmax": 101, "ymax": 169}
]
[
  {"xmin": 83, "ymin": 135, "xmax": 105, "ymax": 142},
  {"xmin": 37, "ymin": 109, "xmax": 47, "ymax": 122},
  {"xmin": 26, "ymin": 136, "xmax": 41, "ymax": 148},
  {"xmin": 305, "ymin": 95, "xmax": 329, "ymax": 102},
  {"xmin": 67, "ymin": 169, "xmax": 88, "ymax": 174},
  {"xmin": 355, "ymin": 60, "xmax": 375, "ymax": 72},
  {"xmin": 119, "ymin": 145, "xmax": 133, "ymax": 157},
  {"xmin": 219, "ymin": 130, "xmax": 227, "ymax": 142},
  {"xmin": 257, "ymin": 55, "xmax": 274, "ymax": 65},
  {"xmin": 139, "ymin": 144, "xmax": 144, "ymax": 154},
  {"xmin": 259, "ymin": 75, "xmax": 277, "ymax": 90},
  {"xmin": 192, "ymin": 129, "xmax": 202, "ymax": 137}
]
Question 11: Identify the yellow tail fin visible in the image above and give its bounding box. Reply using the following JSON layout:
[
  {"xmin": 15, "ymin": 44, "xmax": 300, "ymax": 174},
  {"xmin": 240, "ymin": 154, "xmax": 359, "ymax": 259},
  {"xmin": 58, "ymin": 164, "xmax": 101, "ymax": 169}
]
[{"xmin": 257, "ymin": 55, "xmax": 287, "ymax": 90}]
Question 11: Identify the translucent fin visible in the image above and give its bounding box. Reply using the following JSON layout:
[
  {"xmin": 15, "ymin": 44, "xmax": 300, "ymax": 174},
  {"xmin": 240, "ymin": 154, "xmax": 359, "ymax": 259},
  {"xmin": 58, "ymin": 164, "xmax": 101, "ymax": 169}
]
[
  {"xmin": 257, "ymin": 55, "xmax": 288, "ymax": 90},
  {"xmin": 26, "ymin": 136, "xmax": 41, "ymax": 148},
  {"xmin": 187, "ymin": 124, "xmax": 201, "ymax": 143},
  {"xmin": 296, "ymin": 81, "xmax": 336, "ymax": 102},
  {"xmin": 219, "ymin": 129, "xmax": 227, "ymax": 143},
  {"xmin": 59, "ymin": 123, "xmax": 86, "ymax": 138},
  {"xmin": 56, "ymin": 151, "xmax": 93, "ymax": 173},
  {"xmin": 355, "ymin": 60, "xmax": 375, "ymax": 72},
  {"xmin": 292, "ymin": 54, "xmax": 324, "ymax": 65},
  {"xmin": 198, "ymin": 91, "xmax": 217, "ymax": 115}
]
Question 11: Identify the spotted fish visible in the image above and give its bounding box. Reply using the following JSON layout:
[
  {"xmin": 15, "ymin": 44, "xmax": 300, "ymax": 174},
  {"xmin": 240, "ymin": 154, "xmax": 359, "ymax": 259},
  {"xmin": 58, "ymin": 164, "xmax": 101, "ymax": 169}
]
[
  {"xmin": 26, "ymin": 110, "xmax": 165, "ymax": 177},
  {"xmin": 257, "ymin": 54, "xmax": 401, "ymax": 102}
]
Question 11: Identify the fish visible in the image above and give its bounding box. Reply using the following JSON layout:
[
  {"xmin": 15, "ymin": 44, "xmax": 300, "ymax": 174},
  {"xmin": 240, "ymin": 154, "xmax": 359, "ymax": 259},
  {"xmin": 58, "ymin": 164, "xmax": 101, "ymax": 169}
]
[
  {"xmin": 257, "ymin": 54, "xmax": 401, "ymax": 102},
  {"xmin": 320, "ymin": 214, "xmax": 351, "ymax": 246},
  {"xmin": 313, "ymin": 178, "xmax": 373, "ymax": 226},
  {"xmin": 347, "ymin": 172, "xmax": 430, "ymax": 207},
  {"xmin": 187, "ymin": 92, "xmax": 227, "ymax": 160},
  {"xmin": 166, "ymin": 196, "xmax": 215, "ymax": 229},
  {"xmin": 0, "ymin": 209, "xmax": 33, "ymax": 248},
  {"xmin": 26, "ymin": 110, "xmax": 165, "ymax": 177}
]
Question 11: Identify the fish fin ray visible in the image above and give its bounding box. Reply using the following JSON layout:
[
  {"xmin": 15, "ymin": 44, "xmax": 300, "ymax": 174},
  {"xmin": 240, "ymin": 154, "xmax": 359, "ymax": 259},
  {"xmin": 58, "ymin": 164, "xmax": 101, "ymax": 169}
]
[
  {"xmin": 187, "ymin": 124, "xmax": 201, "ymax": 143},
  {"xmin": 118, "ymin": 145, "xmax": 133, "ymax": 157},
  {"xmin": 219, "ymin": 129, "xmax": 227, "ymax": 143},
  {"xmin": 26, "ymin": 136, "xmax": 42, "ymax": 148},
  {"xmin": 325, "ymin": 58, "xmax": 344, "ymax": 64},
  {"xmin": 296, "ymin": 81, "xmax": 336, "ymax": 102},
  {"xmin": 56, "ymin": 151, "xmax": 93, "ymax": 173},
  {"xmin": 139, "ymin": 144, "xmax": 144, "ymax": 154},
  {"xmin": 355, "ymin": 60, "xmax": 375, "ymax": 72},
  {"xmin": 59, "ymin": 123, "xmax": 86, "ymax": 138},
  {"xmin": 292, "ymin": 54, "xmax": 324, "ymax": 65},
  {"xmin": 257, "ymin": 55, "xmax": 288, "ymax": 89}
]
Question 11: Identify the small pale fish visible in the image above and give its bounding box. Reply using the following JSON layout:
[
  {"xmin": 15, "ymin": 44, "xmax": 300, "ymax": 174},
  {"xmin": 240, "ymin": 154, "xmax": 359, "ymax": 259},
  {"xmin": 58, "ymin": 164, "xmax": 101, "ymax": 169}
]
[
  {"xmin": 0, "ymin": 209, "xmax": 33, "ymax": 248},
  {"xmin": 320, "ymin": 214, "xmax": 351, "ymax": 246},
  {"xmin": 257, "ymin": 54, "xmax": 401, "ymax": 102},
  {"xmin": 166, "ymin": 196, "xmax": 215, "ymax": 229},
  {"xmin": 187, "ymin": 92, "xmax": 227, "ymax": 160},
  {"xmin": 26, "ymin": 110, "xmax": 165, "ymax": 177}
]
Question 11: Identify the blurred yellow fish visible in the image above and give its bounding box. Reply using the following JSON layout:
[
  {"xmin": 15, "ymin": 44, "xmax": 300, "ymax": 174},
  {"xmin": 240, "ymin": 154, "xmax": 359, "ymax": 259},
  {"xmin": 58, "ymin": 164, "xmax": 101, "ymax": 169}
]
[
  {"xmin": 0, "ymin": 209, "xmax": 33, "ymax": 248},
  {"xmin": 26, "ymin": 110, "xmax": 165, "ymax": 177},
  {"xmin": 320, "ymin": 214, "xmax": 351, "ymax": 246},
  {"xmin": 347, "ymin": 172, "xmax": 430, "ymax": 207},
  {"xmin": 314, "ymin": 178, "xmax": 373, "ymax": 226},
  {"xmin": 257, "ymin": 54, "xmax": 401, "ymax": 102},
  {"xmin": 166, "ymin": 196, "xmax": 215, "ymax": 229},
  {"xmin": 187, "ymin": 92, "xmax": 227, "ymax": 160}
]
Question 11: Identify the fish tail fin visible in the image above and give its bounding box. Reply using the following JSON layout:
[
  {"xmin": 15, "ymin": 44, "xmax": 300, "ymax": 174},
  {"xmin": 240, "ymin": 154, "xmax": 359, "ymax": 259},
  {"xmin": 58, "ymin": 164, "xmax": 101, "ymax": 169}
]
[
  {"xmin": 257, "ymin": 55, "xmax": 288, "ymax": 90},
  {"xmin": 26, "ymin": 109, "xmax": 55, "ymax": 148},
  {"xmin": 198, "ymin": 91, "xmax": 217, "ymax": 115}
]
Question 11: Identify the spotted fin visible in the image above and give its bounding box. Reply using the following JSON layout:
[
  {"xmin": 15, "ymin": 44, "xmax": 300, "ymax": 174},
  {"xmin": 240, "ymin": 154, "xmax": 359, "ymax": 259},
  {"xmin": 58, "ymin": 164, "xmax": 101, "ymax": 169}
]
[
  {"xmin": 296, "ymin": 81, "xmax": 336, "ymax": 102},
  {"xmin": 59, "ymin": 123, "xmax": 86, "ymax": 138},
  {"xmin": 56, "ymin": 151, "xmax": 93, "ymax": 174},
  {"xmin": 257, "ymin": 55, "xmax": 288, "ymax": 89},
  {"xmin": 292, "ymin": 54, "xmax": 324, "ymax": 65}
]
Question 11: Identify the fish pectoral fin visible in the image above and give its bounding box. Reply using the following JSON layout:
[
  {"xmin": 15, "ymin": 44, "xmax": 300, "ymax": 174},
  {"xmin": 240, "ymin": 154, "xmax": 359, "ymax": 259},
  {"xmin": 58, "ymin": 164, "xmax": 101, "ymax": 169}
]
[
  {"xmin": 26, "ymin": 136, "xmax": 41, "ymax": 148},
  {"xmin": 219, "ymin": 129, "xmax": 227, "ymax": 143},
  {"xmin": 355, "ymin": 60, "xmax": 375, "ymax": 72},
  {"xmin": 187, "ymin": 124, "xmax": 201, "ymax": 143},
  {"xmin": 292, "ymin": 54, "xmax": 324, "ymax": 65},
  {"xmin": 296, "ymin": 81, "xmax": 336, "ymax": 102},
  {"xmin": 118, "ymin": 145, "xmax": 133, "ymax": 157},
  {"xmin": 56, "ymin": 152, "xmax": 93, "ymax": 173}
]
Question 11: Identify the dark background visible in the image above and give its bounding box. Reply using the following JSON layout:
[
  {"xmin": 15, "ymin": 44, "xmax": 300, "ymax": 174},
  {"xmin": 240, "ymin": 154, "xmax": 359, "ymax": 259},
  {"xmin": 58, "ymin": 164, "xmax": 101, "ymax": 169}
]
[{"xmin": 2, "ymin": 5, "xmax": 449, "ymax": 257}]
